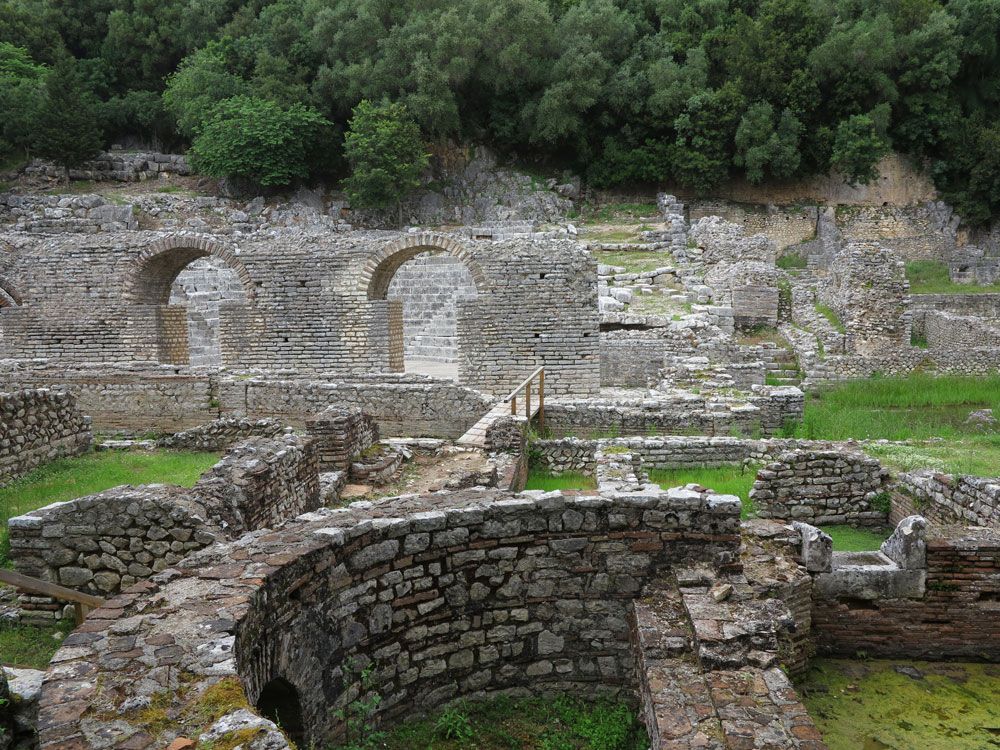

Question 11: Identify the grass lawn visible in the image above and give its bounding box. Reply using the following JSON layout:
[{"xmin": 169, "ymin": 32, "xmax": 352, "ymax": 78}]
[
  {"xmin": 0, "ymin": 619, "xmax": 74, "ymax": 669},
  {"xmin": 821, "ymin": 525, "xmax": 887, "ymax": 552},
  {"xmin": 792, "ymin": 374, "xmax": 1000, "ymax": 442},
  {"xmin": 864, "ymin": 438, "xmax": 1000, "ymax": 476},
  {"xmin": 375, "ymin": 695, "xmax": 647, "ymax": 750},
  {"xmin": 906, "ymin": 260, "xmax": 1000, "ymax": 294},
  {"xmin": 523, "ymin": 470, "xmax": 597, "ymax": 492},
  {"xmin": 593, "ymin": 250, "xmax": 675, "ymax": 274},
  {"xmin": 0, "ymin": 450, "xmax": 220, "ymax": 563},
  {"xmin": 647, "ymin": 465, "xmax": 758, "ymax": 518}
]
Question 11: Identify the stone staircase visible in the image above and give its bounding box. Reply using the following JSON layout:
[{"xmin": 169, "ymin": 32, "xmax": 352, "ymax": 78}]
[
  {"xmin": 764, "ymin": 349, "xmax": 802, "ymax": 387},
  {"xmin": 631, "ymin": 571, "xmax": 826, "ymax": 749}
]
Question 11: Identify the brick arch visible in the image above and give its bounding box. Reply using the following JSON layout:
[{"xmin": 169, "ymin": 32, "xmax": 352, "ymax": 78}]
[
  {"xmin": 124, "ymin": 235, "xmax": 256, "ymax": 305},
  {"xmin": 361, "ymin": 233, "xmax": 488, "ymax": 300}
]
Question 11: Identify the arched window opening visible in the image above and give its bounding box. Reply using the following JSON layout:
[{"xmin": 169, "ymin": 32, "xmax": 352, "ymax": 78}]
[
  {"xmin": 256, "ymin": 677, "xmax": 306, "ymax": 746},
  {"xmin": 168, "ymin": 256, "xmax": 244, "ymax": 366}
]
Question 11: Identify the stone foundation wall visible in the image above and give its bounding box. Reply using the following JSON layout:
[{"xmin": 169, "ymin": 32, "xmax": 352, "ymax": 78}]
[
  {"xmin": 8, "ymin": 436, "xmax": 321, "ymax": 614},
  {"xmin": 304, "ymin": 406, "xmax": 379, "ymax": 471},
  {"xmin": 35, "ymin": 487, "xmax": 742, "ymax": 749},
  {"xmin": 22, "ymin": 150, "xmax": 191, "ymax": 182},
  {"xmin": 812, "ymin": 526, "xmax": 1000, "ymax": 659},
  {"xmin": 0, "ymin": 193, "xmax": 138, "ymax": 233},
  {"xmin": 193, "ymin": 435, "xmax": 321, "ymax": 533},
  {"xmin": 892, "ymin": 471, "xmax": 1000, "ymax": 528},
  {"xmin": 0, "ymin": 389, "xmax": 92, "ymax": 485},
  {"xmin": 532, "ymin": 436, "xmax": 843, "ymax": 476},
  {"xmin": 909, "ymin": 293, "xmax": 1000, "ymax": 325},
  {"xmin": 751, "ymin": 450, "xmax": 889, "ymax": 526},
  {"xmin": 917, "ymin": 309, "xmax": 1000, "ymax": 349},
  {"xmin": 599, "ymin": 334, "xmax": 664, "ymax": 387},
  {"xmin": 155, "ymin": 417, "xmax": 285, "ymax": 451},
  {"xmin": 1, "ymin": 366, "xmax": 493, "ymax": 438}
]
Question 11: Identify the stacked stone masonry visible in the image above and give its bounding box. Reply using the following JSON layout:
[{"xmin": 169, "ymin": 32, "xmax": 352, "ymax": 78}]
[
  {"xmin": 7, "ymin": 435, "xmax": 320, "ymax": 617},
  {"xmin": 892, "ymin": 471, "xmax": 1000, "ymax": 528},
  {"xmin": 751, "ymin": 450, "xmax": 890, "ymax": 527},
  {"xmin": 155, "ymin": 417, "xmax": 286, "ymax": 451},
  {"xmin": 305, "ymin": 406, "xmax": 379, "ymax": 471},
  {"xmin": 0, "ymin": 389, "xmax": 92, "ymax": 485}
]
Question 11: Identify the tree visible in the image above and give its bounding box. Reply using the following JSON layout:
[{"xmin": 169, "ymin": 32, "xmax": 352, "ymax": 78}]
[
  {"xmin": 669, "ymin": 84, "xmax": 745, "ymax": 193},
  {"xmin": 342, "ymin": 100, "xmax": 428, "ymax": 212},
  {"xmin": 32, "ymin": 56, "xmax": 102, "ymax": 178},
  {"xmin": 830, "ymin": 109, "xmax": 891, "ymax": 185},
  {"xmin": 188, "ymin": 96, "xmax": 331, "ymax": 189},
  {"xmin": 0, "ymin": 43, "xmax": 46, "ymax": 161},
  {"xmin": 163, "ymin": 44, "xmax": 249, "ymax": 137},
  {"xmin": 734, "ymin": 102, "xmax": 802, "ymax": 183}
]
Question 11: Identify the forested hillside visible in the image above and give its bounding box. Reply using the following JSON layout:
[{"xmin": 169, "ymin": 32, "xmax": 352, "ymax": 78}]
[{"xmin": 2, "ymin": 0, "xmax": 999, "ymax": 221}]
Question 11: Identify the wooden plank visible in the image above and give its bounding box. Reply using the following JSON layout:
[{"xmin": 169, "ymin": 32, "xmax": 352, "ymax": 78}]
[{"xmin": 0, "ymin": 569, "xmax": 105, "ymax": 609}]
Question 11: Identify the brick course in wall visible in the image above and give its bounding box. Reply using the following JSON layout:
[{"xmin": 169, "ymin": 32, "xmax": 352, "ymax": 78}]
[
  {"xmin": 304, "ymin": 406, "xmax": 379, "ymax": 471},
  {"xmin": 0, "ymin": 389, "xmax": 92, "ymax": 485}
]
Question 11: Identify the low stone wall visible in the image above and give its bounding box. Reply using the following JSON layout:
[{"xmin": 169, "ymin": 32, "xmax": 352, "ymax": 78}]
[
  {"xmin": 532, "ymin": 436, "xmax": 847, "ymax": 476},
  {"xmin": 918, "ymin": 309, "xmax": 1000, "ymax": 349},
  {"xmin": 8, "ymin": 436, "xmax": 320, "ymax": 616},
  {"xmin": 544, "ymin": 386, "xmax": 803, "ymax": 439},
  {"xmin": 0, "ymin": 389, "xmax": 92, "ymax": 485},
  {"xmin": 811, "ymin": 525, "xmax": 1000, "ymax": 659},
  {"xmin": 22, "ymin": 150, "xmax": 191, "ymax": 182},
  {"xmin": 892, "ymin": 471, "xmax": 1000, "ymax": 528},
  {"xmin": 155, "ymin": 417, "xmax": 285, "ymax": 451},
  {"xmin": 750, "ymin": 450, "xmax": 889, "ymax": 526},
  {"xmin": 193, "ymin": 435, "xmax": 320, "ymax": 533},
  {"xmin": 0, "ymin": 193, "xmax": 138, "ymax": 233},
  {"xmin": 304, "ymin": 406, "xmax": 378, "ymax": 471},
  {"xmin": 36, "ymin": 487, "xmax": 743, "ymax": 749},
  {"xmin": 0, "ymin": 365, "xmax": 493, "ymax": 438}
]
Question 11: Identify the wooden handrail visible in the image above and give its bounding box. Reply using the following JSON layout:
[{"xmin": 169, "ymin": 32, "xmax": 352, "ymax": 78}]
[
  {"xmin": 502, "ymin": 366, "xmax": 545, "ymax": 403},
  {"xmin": 0, "ymin": 569, "xmax": 104, "ymax": 625},
  {"xmin": 504, "ymin": 366, "xmax": 545, "ymax": 430}
]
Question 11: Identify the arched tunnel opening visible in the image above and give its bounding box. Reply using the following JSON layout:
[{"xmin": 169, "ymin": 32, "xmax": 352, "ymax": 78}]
[{"xmin": 256, "ymin": 677, "xmax": 306, "ymax": 746}]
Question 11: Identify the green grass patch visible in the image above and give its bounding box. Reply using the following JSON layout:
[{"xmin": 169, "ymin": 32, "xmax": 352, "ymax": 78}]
[
  {"xmin": 0, "ymin": 450, "xmax": 220, "ymax": 565},
  {"xmin": 776, "ymin": 252, "xmax": 807, "ymax": 269},
  {"xmin": 647, "ymin": 465, "xmax": 757, "ymax": 518},
  {"xmin": 906, "ymin": 260, "xmax": 1000, "ymax": 295},
  {"xmin": 376, "ymin": 695, "xmax": 648, "ymax": 750},
  {"xmin": 523, "ymin": 470, "xmax": 597, "ymax": 492},
  {"xmin": 813, "ymin": 303, "xmax": 846, "ymax": 333},
  {"xmin": 793, "ymin": 374, "xmax": 1000, "ymax": 442},
  {"xmin": 820, "ymin": 525, "xmax": 887, "ymax": 551},
  {"xmin": 584, "ymin": 229, "xmax": 643, "ymax": 243},
  {"xmin": 864, "ymin": 437, "xmax": 1000, "ymax": 476},
  {"xmin": 581, "ymin": 202, "xmax": 658, "ymax": 224},
  {"xmin": 593, "ymin": 250, "xmax": 675, "ymax": 274},
  {"xmin": 0, "ymin": 619, "xmax": 74, "ymax": 669},
  {"xmin": 799, "ymin": 659, "xmax": 1000, "ymax": 750}
]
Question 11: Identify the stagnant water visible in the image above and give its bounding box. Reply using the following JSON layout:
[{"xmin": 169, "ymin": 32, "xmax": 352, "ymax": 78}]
[{"xmin": 798, "ymin": 659, "xmax": 1000, "ymax": 749}]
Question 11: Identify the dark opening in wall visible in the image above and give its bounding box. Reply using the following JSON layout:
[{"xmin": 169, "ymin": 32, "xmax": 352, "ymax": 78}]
[{"xmin": 256, "ymin": 677, "xmax": 306, "ymax": 746}]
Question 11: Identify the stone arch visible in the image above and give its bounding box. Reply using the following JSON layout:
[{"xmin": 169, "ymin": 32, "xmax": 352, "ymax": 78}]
[
  {"xmin": 124, "ymin": 235, "xmax": 255, "ymax": 306},
  {"xmin": 256, "ymin": 677, "xmax": 306, "ymax": 745},
  {"xmin": 361, "ymin": 233, "xmax": 488, "ymax": 300}
]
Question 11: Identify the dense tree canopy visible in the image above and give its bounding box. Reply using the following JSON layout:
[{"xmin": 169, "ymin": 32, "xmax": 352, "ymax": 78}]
[{"xmin": 2, "ymin": 0, "xmax": 1000, "ymax": 222}]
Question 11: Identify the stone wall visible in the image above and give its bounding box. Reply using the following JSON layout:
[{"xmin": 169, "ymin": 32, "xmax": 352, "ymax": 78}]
[
  {"xmin": 892, "ymin": 471, "xmax": 1000, "ymax": 528},
  {"xmin": 155, "ymin": 417, "xmax": 285, "ymax": 451},
  {"xmin": 304, "ymin": 406, "xmax": 379, "ymax": 471},
  {"xmin": 909, "ymin": 293, "xmax": 1000, "ymax": 325},
  {"xmin": 0, "ymin": 193, "xmax": 138, "ymax": 233},
  {"xmin": 0, "ymin": 229, "xmax": 599, "ymax": 397},
  {"xmin": 544, "ymin": 386, "xmax": 803, "ymax": 438},
  {"xmin": 35, "ymin": 487, "xmax": 743, "ymax": 750},
  {"xmin": 7, "ymin": 435, "xmax": 320, "ymax": 615},
  {"xmin": 687, "ymin": 201, "xmax": 816, "ymax": 251},
  {"xmin": 836, "ymin": 202, "xmax": 958, "ymax": 261},
  {"xmin": 0, "ymin": 388, "xmax": 92, "ymax": 485},
  {"xmin": 168, "ymin": 256, "xmax": 246, "ymax": 367},
  {"xmin": 599, "ymin": 333, "xmax": 665, "ymax": 387},
  {"xmin": 0, "ymin": 365, "xmax": 494, "ymax": 438},
  {"xmin": 22, "ymin": 150, "xmax": 191, "ymax": 182},
  {"xmin": 811, "ymin": 525, "xmax": 1000, "ymax": 659},
  {"xmin": 916, "ymin": 309, "xmax": 1000, "ymax": 349},
  {"xmin": 751, "ymin": 450, "xmax": 889, "ymax": 526},
  {"xmin": 193, "ymin": 434, "xmax": 320, "ymax": 533}
]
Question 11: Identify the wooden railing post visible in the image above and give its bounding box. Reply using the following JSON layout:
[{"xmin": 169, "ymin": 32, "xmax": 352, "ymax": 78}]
[
  {"xmin": 538, "ymin": 369, "xmax": 545, "ymax": 430},
  {"xmin": 526, "ymin": 382, "xmax": 531, "ymax": 421}
]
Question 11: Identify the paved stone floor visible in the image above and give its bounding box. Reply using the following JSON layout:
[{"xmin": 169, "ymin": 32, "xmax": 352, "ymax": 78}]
[{"xmin": 405, "ymin": 357, "xmax": 459, "ymax": 380}]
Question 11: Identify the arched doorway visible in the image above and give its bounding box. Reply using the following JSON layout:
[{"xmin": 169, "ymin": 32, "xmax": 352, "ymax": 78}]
[
  {"xmin": 125, "ymin": 236, "xmax": 255, "ymax": 366},
  {"xmin": 256, "ymin": 677, "xmax": 306, "ymax": 745},
  {"xmin": 362, "ymin": 233, "xmax": 487, "ymax": 381}
]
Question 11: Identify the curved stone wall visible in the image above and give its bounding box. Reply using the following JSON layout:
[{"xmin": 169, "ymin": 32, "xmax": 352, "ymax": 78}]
[{"xmin": 37, "ymin": 486, "xmax": 741, "ymax": 749}]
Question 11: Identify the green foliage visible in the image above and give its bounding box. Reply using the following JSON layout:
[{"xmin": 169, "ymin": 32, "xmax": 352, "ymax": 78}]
[
  {"xmin": 31, "ymin": 56, "xmax": 102, "ymax": 174},
  {"xmin": 0, "ymin": 43, "xmax": 45, "ymax": 159},
  {"xmin": 830, "ymin": 109, "xmax": 892, "ymax": 185},
  {"xmin": 163, "ymin": 44, "xmax": 249, "ymax": 138},
  {"xmin": 777, "ymin": 252, "xmax": 808, "ymax": 270},
  {"xmin": 523, "ymin": 470, "xmax": 597, "ymax": 492},
  {"xmin": 189, "ymin": 96, "xmax": 331, "ymax": 189},
  {"xmin": 814, "ymin": 303, "xmax": 846, "ymax": 333},
  {"xmin": 342, "ymin": 100, "xmax": 428, "ymax": 210},
  {"xmin": 435, "ymin": 704, "xmax": 474, "ymax": 742},
  {"xmin": 332, "ymin": 658, "xmax": 386, "ymax": 750},
  {"xmin": 0, "ymin": 619, "xmax": 74, "ymax": 669}
]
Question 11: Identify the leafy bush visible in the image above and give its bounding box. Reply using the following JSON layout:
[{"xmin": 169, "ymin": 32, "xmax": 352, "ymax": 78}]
[{"xmin": 188, "ymin": 96, "xmax": 331, "ymax": 189}]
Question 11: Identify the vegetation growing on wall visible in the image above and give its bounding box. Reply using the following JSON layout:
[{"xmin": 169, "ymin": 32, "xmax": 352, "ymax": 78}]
[{"xmin": 1, "ymin": 0, "xmax": 1000, "ymax": 220}]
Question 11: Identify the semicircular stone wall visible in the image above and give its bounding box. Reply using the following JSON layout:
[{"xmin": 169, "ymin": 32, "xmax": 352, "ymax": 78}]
[{"xmin": 36, "ymin": 486, "xmax": 742, "ymax": 749}]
